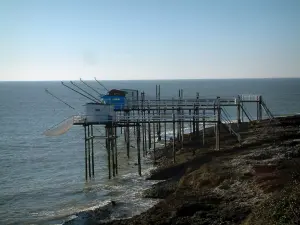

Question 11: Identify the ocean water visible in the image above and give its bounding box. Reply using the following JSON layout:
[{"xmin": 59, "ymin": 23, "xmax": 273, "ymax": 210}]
[{"xmin": 0, "ymin": 78, "xmax": 300, "ymax": 225}]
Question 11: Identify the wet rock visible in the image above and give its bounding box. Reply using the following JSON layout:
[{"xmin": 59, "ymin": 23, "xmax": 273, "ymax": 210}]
[{"xmin": 143, "ymin": 179, "xmax": 178, "ymax": 199}]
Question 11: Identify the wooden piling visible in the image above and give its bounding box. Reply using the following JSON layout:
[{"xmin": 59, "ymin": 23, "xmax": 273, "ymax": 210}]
[
  {"xmin": 157, "ymin": 85, "xmax": 162, "ymax": 141},
  {"xmin": 237, "ymin": 95, "xmax": 241, "ymax": 124},
  {"xmin": 111, "ymin": 126, "xmax": 115, "ymax": 177},
  {"xmin": 137, "ymin": 122, "xmax": 142, "ymax": 176},
  {"xmin": 87, "ymin": 125, "xmax": 91, "ymax": 178},
  {"xmin": 91, "ymin": 125, "xmax": 95, "ymax": 176},
  {"xmin": 172, "ymin": 113, "xmax": 176, "ymax": 163},
  {"xmin": 106, "ymin": 127, "xmax": 111, "ymax": 179},
  {"xmin": 114, "ymin": 126, "xmax": 118, "ymax": 175},
  {"xmin": 189, "ymin": 109, "xmax": 192, "ymax": 141},
  {"xmin": 153, "ymin": 122, "xmax": 156, "ymax": 163},
  {"xmin": 196, "ymin": 92, "xmax": 200, "ymax": 136},
  {"xmin": 180, "ymin": 89, "xmax": 184, "ymax": 149},
  {"xmin": 84, "ymin": 125, "xmax": 88, "ymax": 180},
  {"xmin": 193, "ymin": 104, "xmax": 196, "ymax": 136},
  {"xmin": 164, "ymin": 108, "xmax": 167, "ymax": 148},
  {"xmin": 216, "ymin": 98, "xmax": 221, "ymax": 150},
  {"xmin": 126, "ymin": 112, "xmax": 130, "ymax": 158},
  {"xmin": 148, "ymin": 106, "xmax": 151, "ymax": 149},
  {"xmin": 202, "ymin": 109, "xmax": 206, "ymax": 145},
  {"xmin": 257, "ymin": 95, "xmax": 263, "ymax": 120}
]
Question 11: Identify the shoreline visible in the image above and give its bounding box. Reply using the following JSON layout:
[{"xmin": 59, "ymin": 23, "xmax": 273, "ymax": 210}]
[{"xmin": 98, "ymin": 115, "xmax": 300, "ymax": 225}]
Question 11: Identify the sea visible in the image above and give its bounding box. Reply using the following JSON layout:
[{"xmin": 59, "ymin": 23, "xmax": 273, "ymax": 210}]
[{"xmin": 0, "ymin": 78, "xmax": 300, "ymax": 225}]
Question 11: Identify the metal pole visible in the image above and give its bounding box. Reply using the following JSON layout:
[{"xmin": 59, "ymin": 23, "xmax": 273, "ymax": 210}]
[
  {"xmin": 126, "ymin": 112, "xmax": 130, "ymax": 158},
  {"xmin": 157, "ymin": 85, "xmax": 161, "ymax": 141},
  {"xmin": 202, "ymin": 109, "xmax": 206, "ymax": 145},
  {"xmin": 114, "ymin": 126, "xmax": 118, "ymax": 175},
  {"xmin": 172, "ymin": 113, "xmax": 176, "ymax": 163},
  {"xmin": 237, "ymin": 95, "xmax": 241, "ymax": 124},
  {"xmin": 196, "ymin": 92, "xmax": 200, "ymax": 136},
  {"xmin": 153, "ymin": 122, "xmax": 156, "ymax": 163},
  {"xmin": 164, "ymin": 108, "xmax": 167, "ymax": 148},
  {"xmin": 106, "ymin": 127, "xmax": 111, "ymax": 179},
  {"xmin": 216, "ymin": 98, "xmax": 221, "ymax": 150},
  {"xmin": 111, "ymin": 126, "xmax": 115, "ymax": 177},
  {"xmin": 189, "ymin": 109, "xmax": 192, "ymax": 141},
  {"xmin": 148, "ymin": 106, "xmax": 151, "ymax": 149}
]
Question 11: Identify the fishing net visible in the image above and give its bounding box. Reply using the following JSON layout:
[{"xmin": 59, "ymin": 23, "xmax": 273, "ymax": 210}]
[{"xmin": 43, "ymin": 117, "xmax": 75, "ymax": 136}]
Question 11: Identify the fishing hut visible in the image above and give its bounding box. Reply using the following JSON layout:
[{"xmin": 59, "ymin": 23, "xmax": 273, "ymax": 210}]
[{"xmin": 44, "ymin": 80, "xmax": 274, "ymax": 180}]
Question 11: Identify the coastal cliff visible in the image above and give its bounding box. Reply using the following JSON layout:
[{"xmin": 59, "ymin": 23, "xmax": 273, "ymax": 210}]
[{"xmin": 97, "ymin": 116, "xmax": 300, "ymax": 225}]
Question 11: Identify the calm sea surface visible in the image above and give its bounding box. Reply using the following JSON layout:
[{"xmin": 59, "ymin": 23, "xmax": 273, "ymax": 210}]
[{"xmin": 0, "ymin": 79, "xmax": 300, "ymax": 224}]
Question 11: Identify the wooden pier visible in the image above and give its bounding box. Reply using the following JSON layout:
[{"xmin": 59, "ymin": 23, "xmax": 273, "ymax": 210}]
[{"xmin": 45, "ymin": 85, "xmax": 274, "ymax": 180}]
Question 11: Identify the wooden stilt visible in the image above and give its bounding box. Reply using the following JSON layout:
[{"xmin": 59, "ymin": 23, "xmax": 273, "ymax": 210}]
[
  {"xmin": 91, "ymin": 125, "xmax": 95, "ymax": 176},
  {"xmin": 84, "ymin": 125, "xmax": 88, "ymax": 180},
  {"xmin": 137, "ymin": 122, "xmax": 142, "ymax": 176},
  {"xmin": 87, "ymin": 125, "xmax": 91, "ymax": 178}
]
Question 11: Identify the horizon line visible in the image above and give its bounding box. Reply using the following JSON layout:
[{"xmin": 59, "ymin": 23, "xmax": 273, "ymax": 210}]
[{"xmin": 1, "ymin": 77, "xmax": 300, "ymax": 82}]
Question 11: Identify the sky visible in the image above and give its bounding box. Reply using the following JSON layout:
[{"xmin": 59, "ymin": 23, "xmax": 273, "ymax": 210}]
[{"xmin": 0, "ymin": 0, "xmax": 299, "ymax": 81}]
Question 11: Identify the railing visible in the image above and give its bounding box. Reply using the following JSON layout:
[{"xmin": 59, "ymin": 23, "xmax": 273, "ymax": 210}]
[
  {"xmin": 240, "ymin": 94, "xmax": 260, "ymax": 101},
  {"xmin": 115, "ymin": 113, "xmax": 218, "ymax": 123}
]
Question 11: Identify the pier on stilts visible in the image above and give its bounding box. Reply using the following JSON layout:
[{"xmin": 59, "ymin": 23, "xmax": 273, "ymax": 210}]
[{"xmin": 44, "ymin": 83, "xmax": 274, "ymax": 180}]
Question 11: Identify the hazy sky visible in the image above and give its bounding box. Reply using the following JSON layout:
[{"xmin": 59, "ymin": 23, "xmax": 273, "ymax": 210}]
[{"xmin": 0, "ymin": 0, "xmax": 299, "ymax": 81}]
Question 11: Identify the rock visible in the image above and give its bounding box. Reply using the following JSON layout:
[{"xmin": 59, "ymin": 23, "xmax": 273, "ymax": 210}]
[{"xmin": 143, "ymin": 179, "xmax": 178, "ymax": 198}]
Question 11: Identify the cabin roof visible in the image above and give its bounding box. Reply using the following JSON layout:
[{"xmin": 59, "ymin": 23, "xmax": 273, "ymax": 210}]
[{"xmin": 108, "ymin": 89, "xmax": 126, "ymax": 96}]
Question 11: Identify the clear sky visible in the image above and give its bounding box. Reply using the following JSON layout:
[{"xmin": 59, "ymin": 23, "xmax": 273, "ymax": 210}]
[{"xmin": 0, "ymin": 0, "xmax": 299, "ymax": 81}]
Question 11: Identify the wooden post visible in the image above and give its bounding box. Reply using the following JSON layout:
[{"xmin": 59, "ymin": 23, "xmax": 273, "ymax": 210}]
[
  {"xmin": 153, "ymin": 121, "xmax": 156, "ymax": 163},
  {"xmin": 172, "ymin": 113, "xmax": 176, "ymax": 163},
  {"xmin": 133, "ymin": 110, "xmax": 136, "ymax": 136},
  {"xmin": 87, "ymin": 125, "xmax": 91, "ymax": 178},
  {"xmin": 142, "ymin": 120, "xmax": 145, "ymax": 157},
  {"xmin": 114, "ymin": 126, "xmax": 118, "ymax": 175},
  {"xmin": 126, "ymin": 112, "xmax": 130, "ymax": 158},
  {"xmin": 216, "ymin": 98, "xmax": 221, "ymax": 150},
  {"xmin": 91, "ymin": 125, "xmax": 95, "ymax": 176},
  {"xmin": 164, "ymin": 108, "xmax": 167, "ymax": 148},
  {"xmin": 84, "ymin": 125, "xmax": 88, "ymax": 180},
  {"xmin": 148, "ymin": 106, "xmax": 151, "ymax": 149},
  {"xmin": 237, "ymin": 95, "xmax": 241, "ymax": 124},
  {"xmin": 111, "ymin": 126, "xmax": 115, "ymax": 177},
  {"xmin": 143, "ymin": 114, "xmax": 147, "ymax": 156},
  {"xmin": 106, "ymin": 127, "xmax": 111, "ymax": 179},
  {"xmin": 202, "ymin": 109, "xmax": 206, "ymax": 145},
  {"xmin": 177, "ymin": 107, "xmax": 180, "ymax": 141},
  {"xmin": 137, "ymin": 122, "xmax": 142, "ymax": 176}
]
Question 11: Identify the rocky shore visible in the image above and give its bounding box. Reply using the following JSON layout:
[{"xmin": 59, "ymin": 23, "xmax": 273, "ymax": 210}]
[{"xmin": 95, "ymin": 115, "xmax": 300, "ymax": 225}]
